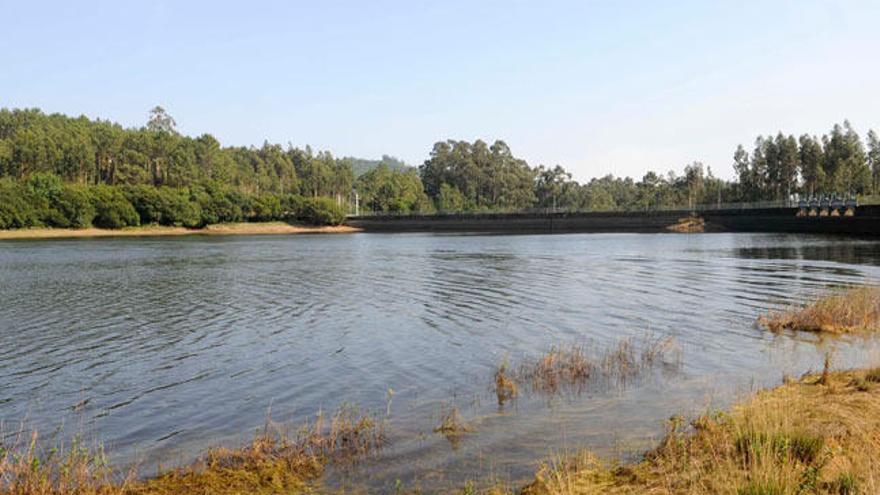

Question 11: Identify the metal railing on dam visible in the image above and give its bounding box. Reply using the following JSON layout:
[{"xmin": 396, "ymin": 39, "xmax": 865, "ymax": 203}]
[
  {"xmin": 348, "ymin": 199, "xmax": 800, "ymax": 218},
  {"xmin": 346, "ymin": 202, "xmax": 880, "ymax": 236}
]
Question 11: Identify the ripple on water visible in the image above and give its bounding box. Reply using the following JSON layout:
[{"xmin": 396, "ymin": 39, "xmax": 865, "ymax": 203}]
[{"xmin": 1, "ymin": 233, "xmax": 879, "ymax": 491}]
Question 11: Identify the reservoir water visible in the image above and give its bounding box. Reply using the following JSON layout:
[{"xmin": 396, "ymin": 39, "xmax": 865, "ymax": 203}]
[{"xmin": 2, "ymin": 232, "xmax": 879, "ymax": 491}]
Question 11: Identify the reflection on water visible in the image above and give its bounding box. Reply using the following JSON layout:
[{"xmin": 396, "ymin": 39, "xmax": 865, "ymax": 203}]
[{"xmin": 1, "ymin": 233, "xmax": 880, "ymax": 491}]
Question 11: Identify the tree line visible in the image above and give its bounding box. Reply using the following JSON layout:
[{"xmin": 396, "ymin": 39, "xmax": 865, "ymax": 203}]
[
  {"xmin": 0, "ymin": 173, "xmax": 347, "ymax": 230},
  {"xmin": 734, "ymin": 122, "xmax": 880, "ymax": 201},
  {"xmin": 0, "ymin": 107, "xmax": 351, "ymax": 229},
  {"xmin": 1, "ymin": 107, "xmax": 879, "ymax": 228}
]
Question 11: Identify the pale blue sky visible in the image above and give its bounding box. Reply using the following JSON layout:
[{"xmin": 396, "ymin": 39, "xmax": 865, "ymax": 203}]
[{"xmin": 2, "ymin": 1, "xmax": 879, "ymax": 180}]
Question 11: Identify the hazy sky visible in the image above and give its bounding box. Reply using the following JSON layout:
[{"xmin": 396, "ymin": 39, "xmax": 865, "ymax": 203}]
[{"xmin": 3, "ymin": 1, "xmax": 879, "ymax": 181}]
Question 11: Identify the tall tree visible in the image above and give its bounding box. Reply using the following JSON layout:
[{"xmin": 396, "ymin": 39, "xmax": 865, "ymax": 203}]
[
  {"xmin": 146, "ymin": 106, "xmax": 177, "ymax": 134},
  {"xmin": 823, "ymin": 121, "xmax": 869, "ymax": 195},
  {"xmin": 867, "ymin": 129, "xmax": 880, "ymax": 195},
  {"xmin": 798, "ymin": 135, "xmax": 824, "ymax": 196},
  {"xmin": 775, "ymin": 134, "xmax": 799, "ymax": 200}
]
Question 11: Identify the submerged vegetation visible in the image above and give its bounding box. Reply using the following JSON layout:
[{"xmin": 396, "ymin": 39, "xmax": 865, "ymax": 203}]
[
  {"xmin": 519, "ymin": 368, "xmax": 880, "ymax": 495},
  {"xmin": 494, "ymin": 359, "xmax": 519, "ymax": 406},
  {"xmin": 496, "ymin": 335, "xmax": 683, "ymax": 400},
  {"xmin": 433, "ymin": 406, "xmax": 473, "ymax": 445},
  {"xmin": 759, "ymin": 286, "xmax": 880, "ymax": 334}
]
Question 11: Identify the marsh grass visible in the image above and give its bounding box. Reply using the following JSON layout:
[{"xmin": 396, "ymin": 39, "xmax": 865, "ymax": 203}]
[
  {"xmin": 494, "ymin": 359, "xmax": 518, "ymax": 406},
  {"xmin": 0, "ymin": 427, "xmax": 133, "ymax": 495},
  {"xmin": 759, "ymin": 286, "xmax": 880, "ymax": 335},
  {"xmin": 0, "ymin": 405, "xmax": 384, "ymax": 495},
  {"xmin": 433, "ymin": 406, "xmax": 472, "ymax": 437},
  {"xmin": 519, "ymin": 368, "xmax": 880, "ymax": 495},
  {"xmin": 865, "ymin": 367, "xmax": 880, "ymax": 383},
  {"xmin": 504, "ymin": 334, "xmax": 682, "ymax": 397}
]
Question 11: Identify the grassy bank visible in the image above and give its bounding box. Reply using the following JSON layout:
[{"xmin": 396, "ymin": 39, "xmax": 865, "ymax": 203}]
[
  {"xmin": 0, "ymin": 222, "xmax": 360, "ymax": 240},
  {"xmin": 5, "ymin": 368, "xmax": 878, "ymax": 495},
  {"xmin": 0, "ymin": 406, "xmax": 383, "ymax": 495},
  {"xmin": 759, "ymin": 286, "xmax": 880, "ymax": 334},
  {"xmin": 519, "ymin": 368, "xmax": 879, "ymax": 495}
]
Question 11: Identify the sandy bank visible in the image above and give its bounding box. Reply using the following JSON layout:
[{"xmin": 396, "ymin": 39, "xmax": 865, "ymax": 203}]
[{"xmin": 0, "ymin": 222, "xmax": 361, "ymax": 240}]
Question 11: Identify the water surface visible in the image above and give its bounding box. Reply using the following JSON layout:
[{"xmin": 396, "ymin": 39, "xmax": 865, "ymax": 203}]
[{"xmin": 1, "ymin": 233, "xmax": 879, "ymax": 491}]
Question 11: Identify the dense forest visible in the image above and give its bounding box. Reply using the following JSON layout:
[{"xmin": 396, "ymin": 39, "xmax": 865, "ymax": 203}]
[
  {"xmin": 0, "ymin": 107, "xmax": 352, "ymax": 229},
  {"xmin": 347, "ymin": 155, "xmax": 410, "ymax": 177},
  {"xmin": 1, "ymin": 107, "xmax": 879, "ymax": 229}
]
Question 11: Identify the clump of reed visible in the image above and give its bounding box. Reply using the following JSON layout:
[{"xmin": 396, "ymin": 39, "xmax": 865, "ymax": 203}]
[
  {"xmin": 494, "ymin": 358, "xmax": 518, "ymax": 406},
  {"xmin": 759, "ymin": 286, "xmax": 880, "ymax": 334},
  {"xmin": 294, "ymin": 404, "xmax": 386, "ymax": 462},
  {"xmin": 501, "ymin": 334, "xmax": 682, "ymax": 397},
  {"xmin": 0, "ymin": 404, "xmax": 385, "ymax": 495},
  {"xmin": 521, "ymin": 367, "xmax": 880, "ymax": 495},
  {"xmin": 0, "ymin": 427, "xmax": 133, "ymax": 495},
  {"xmin": 433, "ymin": 405, "xmax": 473, "ymax": 450},
  {"xmin": 433, "ymin": 406, "xmax": 472, "ymax": 437},
  {"xmin": 520, "ymin": 343, "xmax": 593, "ymax": 395}
]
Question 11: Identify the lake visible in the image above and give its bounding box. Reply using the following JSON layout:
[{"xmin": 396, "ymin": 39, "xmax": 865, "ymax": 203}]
[{"xmin": 2, "ymin": 232, "xmax": 880, "ymax": 491}]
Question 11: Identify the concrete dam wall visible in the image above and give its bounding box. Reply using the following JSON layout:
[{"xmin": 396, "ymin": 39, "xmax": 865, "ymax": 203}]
[{"xmin": 347, "ymin": 205, "xmax": 880, "ymax": 235}]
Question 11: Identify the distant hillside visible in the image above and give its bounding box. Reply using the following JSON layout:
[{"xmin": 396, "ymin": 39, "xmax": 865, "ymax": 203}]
[{"xmin": 346, "ymin": 155, "xmax": 412, "ymax": 177}]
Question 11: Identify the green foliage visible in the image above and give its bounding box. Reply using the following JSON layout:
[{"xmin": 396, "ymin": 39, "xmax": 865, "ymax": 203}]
[
  {"xmin": 25, "ymin": 172, "xmax": 63, "ymax": 203},
  {"xmin": 251, "ymin": 193, "xmax": 282, "ymax": 222},
  {"xmin": 356, "ymin": 164, "xmax": 431, "ymax": 213},
  {"xmin": 734, "ymin": 430, "xmax": 824, "ymax": 466},
  {"xmin": 54, "ymin": 185, "xmax": 96, "ymax": 228},
  {"xmin": 294, "ymin": 197, "xmax": 347, "ymax": 225},
  {"xmin": 736, "ymin": 480, "xmax": 786, "ymax": 495},
  {"xmin": 436, "ymin": 183, "xmax": 467, "ymax": 212},
  {"xmin": 1, "ymin": 107, "xmax": 878, "ymax": 223},
  {"xmin": 736, "ymin": 121, "xmax": 873, "ymax": 199},
  {"xmin": 0, "ymin": 178, "xmax": 40, "ymax": 228},
  {"xmin": 192, "ymin": 183, "xmax": 246, "ymax": 225},
  {"xmin": 348, "ymin": 154, "xmax": 411, "ymax": 177},
  {"xmin": 0, "ymin": 107, "xmax": 351, "ymax": 198},
  {"xmin": 90, "ymin": 185, "xmax": 140, "ymax": 229},
  {"xmin": 124, "ymin": 185, "xmax": 201, "ymax": 227},
  {"xmin": 420, "ymin": 139, "xmax": 536, "ymax": 211},
  {"xmin": 829, "ymin": 472, "xmax": 860, "ymax": 495}
]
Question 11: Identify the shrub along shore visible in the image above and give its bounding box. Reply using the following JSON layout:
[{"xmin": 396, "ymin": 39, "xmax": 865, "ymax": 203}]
[{"xmin": 0, "ymin": 173, "xmax": 351, "ymax": 236}]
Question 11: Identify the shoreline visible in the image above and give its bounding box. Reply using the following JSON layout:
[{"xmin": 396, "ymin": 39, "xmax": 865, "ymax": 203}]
[
  {"xmin": 4, "ymin": 367, "xmax": 876, "ymax": 494},
  {"xmin": 518, "ymin": 367, "xmax": 880, "ymax": 495},
  {"xmin": 0, "ymin": 222, "xmax": 362, "ymax": 240}
]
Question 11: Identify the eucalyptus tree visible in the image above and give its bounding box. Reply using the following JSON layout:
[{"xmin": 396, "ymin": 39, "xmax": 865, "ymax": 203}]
[
  {"xmin": 798, "ymin": 135, "xmax": 824, "ymax": 196},
  {"xmin": 867, "ymin": 129, "xmax": 880, "ymax": 195}
]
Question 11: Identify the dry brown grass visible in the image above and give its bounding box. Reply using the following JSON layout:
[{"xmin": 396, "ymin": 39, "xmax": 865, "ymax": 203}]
[
  {"xmin": 434, "ymin": 406, "xmax": 472, "ymax": 437},
  {"xmin": 508, "ymin": 335, "xmax": 682, "ymax": 397},
  {"xmin": 494, "ymin": 358, "xmax": 519, "ymax": 406},
  {"xmin": 0, "ymin": 405, "xmax": 384, "ymax": 495},
  {"xmin": 520, "ymin": 344, "xmax": 593, "ymax": 395},
  {"xmin": 666, "ymin": 216, "xmax": 705, "ymax": 233},
  {"xmin": 759, "ymin": 286, "xmax": 880, "ymax": 334},
  {"xmin": 0, "ymin": 428, "xmax": 133, "ymax": 495},
  {"xmin": 519, "ymin": 368, "xmax": 880, "ymax": 495}
]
